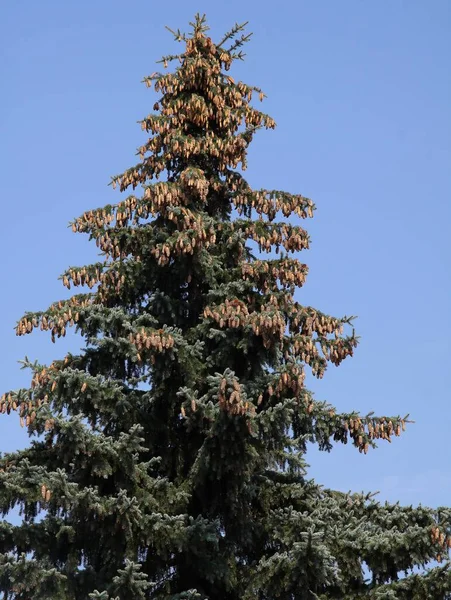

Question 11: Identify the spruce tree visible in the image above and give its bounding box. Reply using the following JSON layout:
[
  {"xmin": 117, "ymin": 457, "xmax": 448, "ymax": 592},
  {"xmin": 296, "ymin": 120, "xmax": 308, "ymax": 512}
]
[{"xmin": 1, "ymin": 14, "xmax": 450, "ymax": 600}]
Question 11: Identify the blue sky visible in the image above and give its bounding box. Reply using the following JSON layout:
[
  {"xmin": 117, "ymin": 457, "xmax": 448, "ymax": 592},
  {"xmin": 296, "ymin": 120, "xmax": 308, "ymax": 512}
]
[{"xmin": 1, "ymin": 1, "xmax": 450, "ymax": 509}]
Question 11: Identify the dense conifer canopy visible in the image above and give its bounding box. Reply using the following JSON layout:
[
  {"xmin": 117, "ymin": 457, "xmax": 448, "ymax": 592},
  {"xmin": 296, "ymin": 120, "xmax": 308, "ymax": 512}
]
[{"xmin": 0, "ymin": 14, "xmax": 450, "ymax": 600}]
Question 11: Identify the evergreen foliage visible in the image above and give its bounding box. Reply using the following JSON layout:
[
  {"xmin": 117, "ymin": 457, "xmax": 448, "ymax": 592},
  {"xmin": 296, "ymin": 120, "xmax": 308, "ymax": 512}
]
[{"xmin": 1, "ymin": 14, "xmax": 450, "ymax": 599}]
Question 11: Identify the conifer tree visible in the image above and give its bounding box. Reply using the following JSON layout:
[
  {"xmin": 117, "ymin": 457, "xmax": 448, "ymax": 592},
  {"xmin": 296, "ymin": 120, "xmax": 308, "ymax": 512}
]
[{"xmin": 1, "ymin": 14, "xmax": 450, "ymax": 600}]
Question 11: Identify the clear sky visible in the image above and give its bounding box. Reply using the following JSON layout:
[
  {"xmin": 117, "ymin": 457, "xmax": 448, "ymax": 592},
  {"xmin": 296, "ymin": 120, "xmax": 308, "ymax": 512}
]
[{"xmin": 1, "ymin": 0, "xmax": 450, "ymax": 509}]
